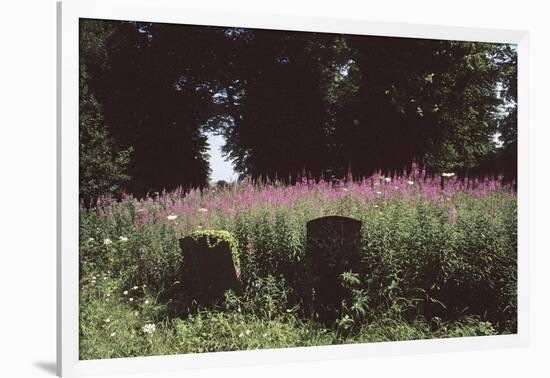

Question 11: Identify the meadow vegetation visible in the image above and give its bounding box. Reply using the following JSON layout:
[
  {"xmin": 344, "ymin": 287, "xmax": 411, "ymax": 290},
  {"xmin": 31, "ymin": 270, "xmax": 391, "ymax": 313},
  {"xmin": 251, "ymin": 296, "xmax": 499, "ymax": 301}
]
[{"xmin": 79, "ymin": 168, "xmax": 516, "ymax": 359}]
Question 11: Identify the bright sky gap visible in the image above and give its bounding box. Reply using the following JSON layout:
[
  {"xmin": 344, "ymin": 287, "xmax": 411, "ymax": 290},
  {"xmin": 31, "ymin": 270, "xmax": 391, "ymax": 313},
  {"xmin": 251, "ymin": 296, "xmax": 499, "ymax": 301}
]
[{"xmin": 206, "ymin": 132, "xmax": 237, "ymax": 183}]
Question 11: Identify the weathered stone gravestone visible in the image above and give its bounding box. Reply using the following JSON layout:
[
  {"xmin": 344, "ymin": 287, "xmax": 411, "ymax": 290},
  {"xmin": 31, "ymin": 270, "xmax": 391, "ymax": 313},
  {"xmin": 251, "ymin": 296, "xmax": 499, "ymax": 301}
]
[
  {"xmin": 305, "ymin": 216, "xmax": 362, "ymax": 324},
  {"xmin": 179, "ymin": 230, "xmax": 241, "ymax": 306}
]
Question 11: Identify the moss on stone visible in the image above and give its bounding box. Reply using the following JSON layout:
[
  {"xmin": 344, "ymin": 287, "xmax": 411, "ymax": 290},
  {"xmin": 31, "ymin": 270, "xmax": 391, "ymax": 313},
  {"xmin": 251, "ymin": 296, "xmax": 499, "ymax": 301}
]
[{"xmin": 189, "ymin": 229, "xmax": 240, "ymax": 269}]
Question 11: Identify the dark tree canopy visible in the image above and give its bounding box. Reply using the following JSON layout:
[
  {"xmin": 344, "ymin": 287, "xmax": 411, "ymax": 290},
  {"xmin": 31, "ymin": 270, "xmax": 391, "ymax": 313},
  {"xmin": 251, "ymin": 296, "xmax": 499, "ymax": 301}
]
[
  {"xmin": 79, "ymin": 19, "xmax": 517, "ymax": 202},
  {"xmin": 84, "ymin": 21, "xmax": 220, "ymax": 197},
  {"xmin": 330, "ymin": 37, "xmax": 506, "ymax": 177},
  {"xmin": 220, "ymin": 31, "xmax": 331, "ymax": 181},
  {"xmin": 79, "ymin": 20, "xmax": 132, "ymax": 205}
]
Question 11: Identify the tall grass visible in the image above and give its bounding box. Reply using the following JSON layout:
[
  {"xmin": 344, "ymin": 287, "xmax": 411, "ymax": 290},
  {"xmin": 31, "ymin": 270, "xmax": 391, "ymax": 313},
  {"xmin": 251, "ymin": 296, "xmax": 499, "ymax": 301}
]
[{"xmin": 79, "ymin": 167, "xmax": 516, "ymax": 359}]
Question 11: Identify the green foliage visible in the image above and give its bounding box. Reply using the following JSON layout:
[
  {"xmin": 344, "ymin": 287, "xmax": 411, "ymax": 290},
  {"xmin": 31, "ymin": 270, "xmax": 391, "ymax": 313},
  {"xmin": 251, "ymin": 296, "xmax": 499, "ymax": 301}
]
[
  {"xmin": 114, "ymin": 224, "xmax": 182, "ymax": 293},
  {"xmin": 79, "ymin": 185, "xmax": 516, "ymax": 359},
  {"xmin": 80, "ymin": 273, "xmax": 496, "ymax": 359},
  {"xmin": 80, "ymin": 20, "xmax": 215, "ymax": 197},
  {"xmin": 348, "ymin": 315, "xmax": 496, "ymax": 343},
  {"xmin": 79, "ymin": 20, "xmax": 132, "ymax": 205},
  {"xmin": 232, "ymin": 208, "xmax": 307, "ymax": 306},
  {"xmin": 338, "ymin": 272, "xmax": 370, "ymax": 331},
  {"xmin": 79, "ymin": 87, "xmax": 132, "ymax": 205},
  {"xmin": 189, "ymin": 229, "xmax": 240, "ymax": 269},
  {"xmin": 79, "ymin": 19, "xmax": 517, "ymax": 200},
  {"xmin": 79, "ymin": 271, "xmax": 173, "ymax": 359},
  {"xmin": 79, "ymin": 208, "xmax": 182, "ymax": 308}
]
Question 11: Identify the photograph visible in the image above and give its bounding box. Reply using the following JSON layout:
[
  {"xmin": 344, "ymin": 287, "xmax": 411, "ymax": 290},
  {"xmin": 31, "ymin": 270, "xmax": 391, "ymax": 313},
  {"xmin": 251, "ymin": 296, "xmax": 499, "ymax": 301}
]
[{"xmin": 78, "ymin": 17, "xmax": 518, "ymax": 360}]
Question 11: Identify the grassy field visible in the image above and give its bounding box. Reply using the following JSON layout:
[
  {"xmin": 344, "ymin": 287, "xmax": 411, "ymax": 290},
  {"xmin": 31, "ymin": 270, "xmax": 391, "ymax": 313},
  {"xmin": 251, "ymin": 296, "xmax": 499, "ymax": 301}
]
[{"xmin": 79, "ymin": 168, "xmax": 517, "ymax": 359}]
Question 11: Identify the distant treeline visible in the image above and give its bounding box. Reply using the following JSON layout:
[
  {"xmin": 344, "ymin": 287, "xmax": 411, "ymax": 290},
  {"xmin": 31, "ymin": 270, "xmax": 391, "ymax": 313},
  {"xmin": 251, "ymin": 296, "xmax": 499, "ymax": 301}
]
[{"xmin": 79, "ymin": 19, "xmax": 517, "ymax": 204}]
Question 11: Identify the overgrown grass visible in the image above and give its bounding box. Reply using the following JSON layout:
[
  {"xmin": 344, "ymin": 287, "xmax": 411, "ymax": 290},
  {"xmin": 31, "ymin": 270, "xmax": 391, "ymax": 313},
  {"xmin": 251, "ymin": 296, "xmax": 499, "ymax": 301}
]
[{"xmin": 79, "ymin": 171, "xmax": 516, "ymax": 359}]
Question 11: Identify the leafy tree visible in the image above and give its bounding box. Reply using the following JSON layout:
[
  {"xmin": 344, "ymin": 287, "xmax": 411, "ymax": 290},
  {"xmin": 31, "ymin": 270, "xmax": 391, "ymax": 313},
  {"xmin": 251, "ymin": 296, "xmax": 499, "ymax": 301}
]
[
  {"xmin": 213, "ymin": 32, "xmax": 515, "ymax": 181},
  {"xmin": 218, "ymin": 31, "xmax": 332, "ymax": 182},
  {"xmin": 327, "ymin": 37, "xmax": 505, "ymax": 177},
  {"xmin": 82, "ymin": 20, "xmax": 223, "ymax": 196},
  {"xmin": 79, "ymin": 20, "xmax": 132, "ymax": 205},
  {"xmin": 496, "ymin": 44, "xmax": 518, "ymax": 181},
  {"xmin": 80, "ymin": 19, "xmax": 517, "ymax": 195}
]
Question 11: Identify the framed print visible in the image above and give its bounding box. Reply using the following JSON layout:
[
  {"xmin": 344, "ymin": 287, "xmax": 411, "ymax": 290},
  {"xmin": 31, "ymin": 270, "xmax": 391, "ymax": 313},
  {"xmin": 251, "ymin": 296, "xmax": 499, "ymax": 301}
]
[{"xmin": 57, "ymin": 0, "xmax": 529, "ymax": 376}]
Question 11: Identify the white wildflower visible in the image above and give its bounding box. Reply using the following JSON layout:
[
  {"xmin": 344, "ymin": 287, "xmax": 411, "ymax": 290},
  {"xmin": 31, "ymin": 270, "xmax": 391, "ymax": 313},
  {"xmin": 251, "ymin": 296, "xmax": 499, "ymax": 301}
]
[
  {"xmin": 110, "ymin": 332, "xmax": 116, "ymax": 337},
  {"xmin": 442, "ymin": 172, "xmax": 455, "ymax": 178},
  {"xmin": 134, "ymin": 311, "xmax": 139, "ymax": 316},
  {"xmin": 408, "ymin": 181, "xmax": 414, "ymax": 185},
  {"xmin": 238, "ymin": 332, "xmax": 244, "ymax": 338},
  {"xmin": 142, "ymin": 323, "xmax": 156, "ymax": 336},
  {"xmin": 384, "ymin": 177, "xmax": 391, "ymax": 183},
  {"xmin": 132, "ymin": 286, "xmax": 139, "ymax": 290},
  {"xmin": 123, "ymin": 290, "xmax": 128, "ymax": 296},
  {"xmin": 198, "ymin": 208, "xmax": 208, "ymax": 213},
  {"xmin": 246, "ymin": 330, "xmax": 251, "ymax": 335},
  {"xmin": 103, "ymin": 238, "xmax": 113, "ymax": 246},
  {"xmin": 106, "ymin": 293, "xmax": 110, "ymax": 297},
  {"xmin": 144, "ymin": 300, "xmax": 149, "ymax": 305},
  {"xmin": 376, "ymin": 191, "xmax": 382, "ymax": 195},
  {"xmin": 105, "ymin": 318, "xmax": 110, "ymax": 323},
  {"xmin": 88, "ymin": 237, "xmax": 95, "ymax": 242},
  {"xmin": 119, "ymin": 236, "xmax": 128, "ymax": 242},
  {"xmin": 129, "ymin": 298, "xmax": 134, "ymax": 302},
  {"xmin": 166, "ymin": 214, "xmax": 178, "ymax": 221}
]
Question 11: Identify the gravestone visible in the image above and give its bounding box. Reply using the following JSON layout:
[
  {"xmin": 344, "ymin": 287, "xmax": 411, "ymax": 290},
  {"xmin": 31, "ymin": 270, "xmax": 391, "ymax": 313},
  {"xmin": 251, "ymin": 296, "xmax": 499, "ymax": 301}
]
[
  {"xmin": 179, "ymin": 232, "xmax": 241, "ymax": 306},
  {"xmin": 305, "ymin": 216, "xmax": 362, "ymax": 324}
]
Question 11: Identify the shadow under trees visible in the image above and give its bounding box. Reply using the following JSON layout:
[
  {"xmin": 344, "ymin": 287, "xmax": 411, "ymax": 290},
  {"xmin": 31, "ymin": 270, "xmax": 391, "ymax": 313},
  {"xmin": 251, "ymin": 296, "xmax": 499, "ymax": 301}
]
[{"xmin": 79, "ymin": 19, "xmax": 517, "ymax": 204}]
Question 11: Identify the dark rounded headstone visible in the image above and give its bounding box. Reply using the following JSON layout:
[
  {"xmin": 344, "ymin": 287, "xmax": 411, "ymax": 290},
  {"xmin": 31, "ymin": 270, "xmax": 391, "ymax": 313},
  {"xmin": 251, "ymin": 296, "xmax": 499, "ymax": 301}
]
[
  {"xmin": 305, "ymin": 216, "xmax": 362, "ymax": 323},
  {"xmin": 180, "ymin": 232, "xmax": 241, "ymax": 306}
]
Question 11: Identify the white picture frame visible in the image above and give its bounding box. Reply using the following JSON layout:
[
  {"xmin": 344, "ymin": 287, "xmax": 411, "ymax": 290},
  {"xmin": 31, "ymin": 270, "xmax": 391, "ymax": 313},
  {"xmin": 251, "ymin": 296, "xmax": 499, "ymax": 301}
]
[{"xmin": 57, "ymin": 0, "xmax": 530, "ymax": 376}]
